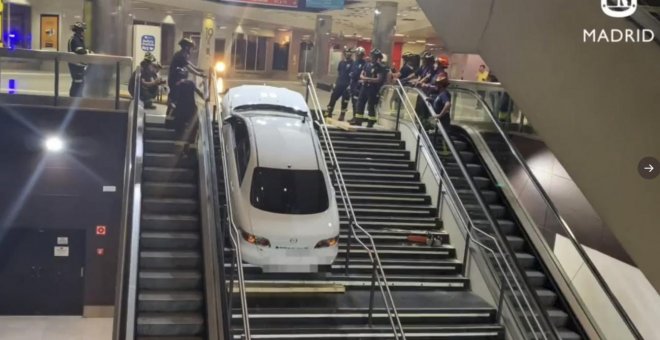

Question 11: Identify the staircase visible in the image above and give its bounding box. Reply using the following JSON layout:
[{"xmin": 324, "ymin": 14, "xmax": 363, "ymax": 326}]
[
  {"xmin": 430, "ymin": 129, "xmax": 584, "ymax": 340},
  {"xmin": 136, "ymin": 122, "xmax": 206, "ymax": 339},
  {"xmin": 213, "ymin": 124, "xmax": 505, "ymax": 339}
]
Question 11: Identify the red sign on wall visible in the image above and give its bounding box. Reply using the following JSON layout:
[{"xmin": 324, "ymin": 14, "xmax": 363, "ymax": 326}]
[
  {"xmin": 96, "ymin": 248, "xmax": 105, "ymax": 256},
  {"xmin": 223, "ymin": 0, "xmax": 299, "ymax": 8},
  {"xmin": 96, "ymin": 225, "xmax": 107, "ymax": 236}
]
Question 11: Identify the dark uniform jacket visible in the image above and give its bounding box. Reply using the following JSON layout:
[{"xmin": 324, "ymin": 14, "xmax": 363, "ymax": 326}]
[
  {"xmin": 363, "ymin": 62, "xmax": 389, "ymax": 89},
  {"xmin": 349, "ymin": 59, "xmax": 367, "ymax": 88},
  {"xmin": 67, "ymin": 34, "xmax": 88, "ymax": 73},
  {"xmin": 336, "ymin": 59, "xmax": 353, "ymax": 86}
]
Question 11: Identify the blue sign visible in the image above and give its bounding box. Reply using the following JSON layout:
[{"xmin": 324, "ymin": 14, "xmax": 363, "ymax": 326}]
[
  {"xmin": 141, "ymin": 35, "xmax": 156, "ymax": 52},
  {"xmin": 306, "ymin": 0, "xmax": 344, "ymax": 10}
]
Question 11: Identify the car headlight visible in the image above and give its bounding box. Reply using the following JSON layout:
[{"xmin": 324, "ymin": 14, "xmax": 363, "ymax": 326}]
[
  {"xmin": 315, "ymin": 236, "xmax": 339, "ymax": 248},
  {"xmin": 241, "ymin": 230, "xmax": 271, "ymax": 247}
]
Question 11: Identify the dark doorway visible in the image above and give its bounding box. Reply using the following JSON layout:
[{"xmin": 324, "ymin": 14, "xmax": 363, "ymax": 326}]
[
  {"xmin": 298, "ymin": 41, "xmax": 313, "ymax": 73},
  {"xmin": 0, "ymin": 228, "xmax": 85, "ymax": 315},
  {"xmin": 272, "ymin": 42, "xmax": 290, "ymax": 71},
  {"xmin": 215, "ymin": 38, "xmax": 226, "ymax": 62},
  {"xmin": 2, "ymin": 4, "xmax": 32, "ymax": 49},
  {"xmin": 161, "ymin": 24, "xmax": 176, "ymax": 66}
]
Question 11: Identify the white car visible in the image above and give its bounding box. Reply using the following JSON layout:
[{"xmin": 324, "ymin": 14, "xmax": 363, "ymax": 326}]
[{"xmin": 220, "ymin": 85, "xmax": 340, "ymax": 273}]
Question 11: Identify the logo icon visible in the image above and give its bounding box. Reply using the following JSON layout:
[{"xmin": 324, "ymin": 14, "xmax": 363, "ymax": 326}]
[
  {"xmin": 602, "ymin": 0, "xmax": 637, "ymax": 18},
  {"xmin": 289, "ymin": 238, "xmax": 298, "ymax": 244}
]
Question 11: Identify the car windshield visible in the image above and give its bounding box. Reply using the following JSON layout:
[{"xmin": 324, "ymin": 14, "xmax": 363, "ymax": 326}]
[{"xmin": 250, "ymin": 167, "xmax": 329, "ymax": 215}]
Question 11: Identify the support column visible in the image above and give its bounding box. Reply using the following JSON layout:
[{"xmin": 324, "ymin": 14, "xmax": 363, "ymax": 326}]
[
  {"xmin": 86, "ymin": 0, "xmax": 131, "ymax": 97},
  {"xmin": 198, "ymin": 15, "xmax": 216, "ymax": 71},
  {"xmin": 372, "ymin": 1, "xmax": 397, "ymax": 63},
  {"xmin": 313, "ymin": 15, "xmax": 332, "ymax": 78}
]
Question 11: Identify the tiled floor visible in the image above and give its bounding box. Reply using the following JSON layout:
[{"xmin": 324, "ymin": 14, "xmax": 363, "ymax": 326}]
[{"xmin": 0, "ymin": 316, "xmax": 112, "ymax": 340}]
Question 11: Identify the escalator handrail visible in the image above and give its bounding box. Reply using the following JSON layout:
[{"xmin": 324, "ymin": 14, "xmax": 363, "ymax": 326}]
[
  {"xmin": 196, "ymin": 70, "xmax": 228, "ymax": 339},
  {"xmin": 450, "ymin": 86, "xmax": 644, "ymax": 340},
  {"xmin": 212, "ymin": 71, "xmax": 252, "ymax": 340},
  {"xmin": 384, "ymin": 81, "xmax": 558, "ymax": 340},
  {"xmin": 112, "ymin": 66, "xmax": 144, "ymax": 340},
  {"xmin": 304, "ymin": 73, "xmax": 406, "ymax": 340}
]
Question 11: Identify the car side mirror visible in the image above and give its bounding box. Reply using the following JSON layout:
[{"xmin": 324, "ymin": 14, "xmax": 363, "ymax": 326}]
[{"xmin": 223, "ymin": 115, "xmax": 236, "ymax": 126}]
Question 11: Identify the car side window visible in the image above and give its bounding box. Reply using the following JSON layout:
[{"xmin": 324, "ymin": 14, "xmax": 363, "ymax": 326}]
[{"xmin": 232, "ymin": 116, "xmax": 250, "ymax": 184}]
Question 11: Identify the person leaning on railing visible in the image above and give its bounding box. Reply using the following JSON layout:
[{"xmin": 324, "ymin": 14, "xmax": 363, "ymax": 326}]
[{"xmin": 429, "ymin": 75, "xmax": 452, "ymax": 155}]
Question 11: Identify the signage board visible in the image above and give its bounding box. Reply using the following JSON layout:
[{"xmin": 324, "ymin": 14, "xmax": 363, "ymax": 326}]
[
  {"xmin": 306, "ymin": 0, "xmax": 344, "ymax": 10},
  {"xmin": 222, "ymin": 0, "xmax": 299, "ymax": 8},
  {"xmin": 133, "ymin": 25, "xmax": 162, "ymax": 69}
]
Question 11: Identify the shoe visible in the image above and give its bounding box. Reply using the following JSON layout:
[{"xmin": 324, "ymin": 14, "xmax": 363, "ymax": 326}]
[
  {"xmin": 338, "ymin": 112, "xmax": 346, "ymax": 121},
  {"xmin": 145, "ymin": 105, "xmax": 157, "ymax": 110},
  {"xmin": 366, "ymin": 121, "xmax": 375, "ymax": 128},
  {"xmin": 349, "ymin": 118, "xmax": 363, "ymax": 126}
]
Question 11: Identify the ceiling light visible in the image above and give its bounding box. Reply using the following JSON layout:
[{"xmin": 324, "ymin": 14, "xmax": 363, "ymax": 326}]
[
  {"xmin": 44, "ymin": 136, "xmax": 65, "ymax": 153},
  {"xmin": 277, "ymin": 27, "xmax": 290, "ymax": 32},
  {"xmin": 374, "ymin": 9, "xmax": 381, "ymax": 15},
  {"xmin": 416, "ymin": 40, "xmax": 426, "ymax": 43},
  {"xmin": 394, "ymin": 33, "xmax": 405, "ymax": 37}
]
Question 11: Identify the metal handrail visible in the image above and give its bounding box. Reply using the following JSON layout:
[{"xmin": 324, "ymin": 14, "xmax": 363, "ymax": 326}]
[
  {"xmin": 0, "ymin": 47, "xmax": 133, "ymax": 65},
  {"xmin": 0, "ymin": 47, "xmax": 131, "ymax": 110},
  {"xmin": 112, "ymin": 66, "xmax": 144, "ymax": 340},
  {"xmin": 212, "ymin": 70, "xmax": 252, "ymax": 340},
  {"xmin": 304, "ymin": 73, "xmax": 406, "ymax": 339},
  {"xmin": 450, "ymin": 86, "xmax": 644, "ymax": 340},
  {"xmin": 197, "ymin": 69, "xmax": 228, "ymax": 339},
  {"xmin": 383, "ymin": 81, "xmax": 558, "ymax": 339}
]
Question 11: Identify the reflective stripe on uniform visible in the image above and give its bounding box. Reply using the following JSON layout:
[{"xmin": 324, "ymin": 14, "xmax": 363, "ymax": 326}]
[
  {"xmin": 367, "ymin": 116, "xmax": 378, "ymax": 121},
  {"xmin": 355, "ymin": 114, "xmax": 364, "ymax": 119}
]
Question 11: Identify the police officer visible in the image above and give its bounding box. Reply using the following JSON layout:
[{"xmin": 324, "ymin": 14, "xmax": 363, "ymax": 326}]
[
  {"xmin": 346, "ymin": 46, "xmax": 367, "ymax": 122},
  {"xmin": 168, "ymin": 38, "xmax": 205, "ymax": 113},
  {"xmin": 325, "ymin": 46, "xmax": 353, "ymax": 120},
  {"xmin": 352, "ymin": 49, "xmax": 389, "ymax": 128},
  {"xmin": 67, "ymin": 22, "xmax": 90, "ymax": 97}
]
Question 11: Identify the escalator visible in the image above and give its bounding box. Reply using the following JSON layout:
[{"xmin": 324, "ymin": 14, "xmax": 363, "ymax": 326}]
[
  {"xmin": 136, "ymin": 122, "xmax": 206, "ymax": 337},
  {"xmin": 431, "ymin": 128, "xmax": 583, "ymax": 340},
  {"xmin": 384, "ymin": 83, "xmax": 643, "ymax": 339},
  {"xmin": 114, "ymin": 71, "xmax": 225, "ymax": 339}
]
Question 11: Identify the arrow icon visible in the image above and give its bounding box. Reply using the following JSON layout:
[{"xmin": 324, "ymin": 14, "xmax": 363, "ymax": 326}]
[{"xmin": 644, "ymin": 164, "xmax": 655, "ymax": 173}]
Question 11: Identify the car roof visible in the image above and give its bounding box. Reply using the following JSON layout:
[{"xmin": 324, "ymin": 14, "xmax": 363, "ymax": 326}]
[
  {"xmin": 225, "ymin": 85, "xmax": 309, "ymax": 114},
  {"xmin": 247, "ymin": 114, "xmax": 320, "ymax": 170}
]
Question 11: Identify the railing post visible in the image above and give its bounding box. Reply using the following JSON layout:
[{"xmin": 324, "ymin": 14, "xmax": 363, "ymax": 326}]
[
  {"xmin": 304, "ymin": 75, "xmax": 310, "ymax": 104},
  {"xmin": 345, "ymin": 219, "xmax": 353, "ymax": 275},
  {"xmin": 115, "ymin": 62, "xmax": 121, "ymax": 110},
  {"xmin": 496, "ymin": 282, "xmax": 506, "ymax": 322},
  {"xmin": 395, "ymin": 88, "xmax": 402, "ymax": 131},
  {"xmin": 368, "ymin": 261, "xmax": 377, "ymax": 326},
  {"xmin": 54, "ymin": 58, "xmax": 60, "ymax": 106},
  {"xmin": 413, "ymin": 135, "xmax": 421, "ymax": 169}
]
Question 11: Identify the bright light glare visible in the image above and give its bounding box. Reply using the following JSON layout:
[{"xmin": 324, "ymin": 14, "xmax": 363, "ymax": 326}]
[
  {"xmin": 215, "ymin": 61, "xmax": 226, "ymax": 73},
  {"xmin": 44, "ymin": 136, "xmax": 65, "ymax": 152}
]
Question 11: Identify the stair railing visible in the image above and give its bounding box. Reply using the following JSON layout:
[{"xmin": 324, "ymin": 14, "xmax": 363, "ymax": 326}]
[
  {"xmin": 380, "ymin": 81, "xmax": 558, "ymax": 340},
  {"xmin": 304, "ymin": 73, "xmax": 406, "ymax": 340},
  {"xmin": 196, "ymin": 69, "xmax": 232, "ymax": 339},
  {"xmin": 210, "ymin": 69, "xmax": 252, "ymax": 340},
  {"xmin": 449, "ymin": 86, "xmax": 644, "ymax": 340},
  {"xmin": 112, "ymin": 67, "xmax": 144, "ymax": 340}
]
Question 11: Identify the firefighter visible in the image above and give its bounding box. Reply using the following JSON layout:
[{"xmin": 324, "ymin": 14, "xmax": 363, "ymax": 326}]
[
  {"xmin": 351, "ymin": 49, "xmax": 389, "ymax": 128},
  {"xmin": 325, "ymin": 46, "xmax": 354, "ymax": 120},
  {"xmin": 67, "ymin": 22, "xmax": 90, "ymax": 97},
  {"xmin": 398, "ymin": 52, "xmax": 417, "ymax": 86},
  {"xmin": 346, "ymin": 46, "xmax": 367, "ymax": 122},
  {"xmin": 168, "ymin": 38, "xmax": 205, "ymax": 114}
]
